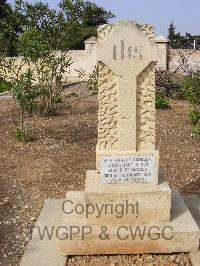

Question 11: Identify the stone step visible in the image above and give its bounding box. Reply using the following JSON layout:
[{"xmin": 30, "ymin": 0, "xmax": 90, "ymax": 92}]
[
  {"xmin": 83, "ymin": 170, "xmax": 171, "ymax": 224},
  {"xmin": 19, "ymin": 192, "xmax": 200, "ymax": 265},
  {"xmin": 59, "ymin": 190, "xmax": 199, "ymax": 255},
  {"xmin": 85, "ymin": 170, "xmax": 170, "ymax": 193}
]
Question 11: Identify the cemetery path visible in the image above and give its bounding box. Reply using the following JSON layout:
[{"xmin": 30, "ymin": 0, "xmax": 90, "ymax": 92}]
[{"xmin": 0, "ymin": 93, "xmax": 198, "ymax": 265}]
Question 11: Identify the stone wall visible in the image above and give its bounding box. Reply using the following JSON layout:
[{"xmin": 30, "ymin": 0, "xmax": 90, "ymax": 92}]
[
  {"xmin": 169, "ymin": 49, "xmax": 200, "ymax": 72},
  {"xmin": 155, "ymin": 36, "xmax": 170, "ymax": 70},
  {"xmin": 2, "ymin": 35, "xmax": 200, "ymax": 84},
  {"xmin": 0, "ymin": 37, "xmax": 97, "ymax": 84},
  {"xmin": 66, "ymin": 37, "xmax": 97, "ymax": 82},
  {"xmin": 154, "ymin": 38, "xmax": 200, "ymax": 71}
]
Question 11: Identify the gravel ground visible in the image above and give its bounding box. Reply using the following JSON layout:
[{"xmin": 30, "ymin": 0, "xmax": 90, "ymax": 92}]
[
  {"xmin": 67, "ymin": 254, "xmax": 192, "ymax": 265},
  {"xmin": 156, "ymin": 100, "xmax": 200, "ymax": 195},
  {"xmin": 0, "ymin": 91, "xmax": 199, "ymax": 265}
]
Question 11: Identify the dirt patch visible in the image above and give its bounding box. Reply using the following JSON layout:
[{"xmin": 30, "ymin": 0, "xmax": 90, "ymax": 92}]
[
  {"xmin": 156, "ymin": 100, "xmax": 200, "ymax": 195},
  {"xmin": 0, "ymin": 94, "xmax": 199, "ymax": 265}
]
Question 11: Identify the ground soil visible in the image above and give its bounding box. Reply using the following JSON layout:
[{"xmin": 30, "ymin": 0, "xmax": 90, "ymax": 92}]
[{"xmin": 0, "ymin": 90, "xmax": 199, "ymax": 265}]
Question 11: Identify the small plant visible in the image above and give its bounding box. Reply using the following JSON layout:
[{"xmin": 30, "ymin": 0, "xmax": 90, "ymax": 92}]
[
  {"xmin": 192, "ymin": 126, "xmax": 200, "ymax": 136},
  {"xmin": 10, "ymin": 69, "xmax": 41, "ymax": 139},
  {"xmin": 15, "ymin": 128, "xmax": 34, "ymax": 142},
  {"xmin": 0, "ymin": 79, "xmax": 12, "ymax": 93},
  {"xmin": 189, "ymin": 109, "xmax": 200, "ymax": 125},
  {"xmin": 87, "ymin": 66, "xmax": 99, "ymax": 94},
  {"xmin": 181, "ymin": 75, "xmax": 200, "ymax": 105},
  {"xmin": 77, "ymin": 66, "xmax": 99, "ymax": 95},
  {"xmin": 52, "ymin": 96, "xmax": 63, "ymax": 104},
  {"xmin": 15, "ymin": 128, "xmax": 23, "ymax": 141},
  {"xmin": 155, "ymin": 93, "xmax": 170, "ymax": 109}
]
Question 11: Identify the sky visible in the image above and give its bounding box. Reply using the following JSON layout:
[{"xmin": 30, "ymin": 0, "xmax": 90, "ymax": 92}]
[{"xmin": 8, "ymin": 0, "xmax": 200, "ymax": 36}]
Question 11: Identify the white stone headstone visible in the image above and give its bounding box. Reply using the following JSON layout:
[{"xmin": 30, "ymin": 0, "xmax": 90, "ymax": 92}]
[{"xmin": 96, "ymin": 21, "xmax": 159, "ymax": 185}]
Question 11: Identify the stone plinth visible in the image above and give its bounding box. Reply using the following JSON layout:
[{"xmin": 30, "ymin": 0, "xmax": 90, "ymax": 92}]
[
  {"xmin": 19, "ymin": 195, "xmax": 200, "ymax": 265},
  {"xmin": 59, "ymin": 191, "xmax": 199, "ymax": 255},
  {"xmin": 82, "ymin": 170, "xmax": 171, "ymax": 224}
]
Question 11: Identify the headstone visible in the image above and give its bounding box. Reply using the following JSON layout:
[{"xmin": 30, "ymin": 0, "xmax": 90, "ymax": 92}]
[
  {"xmin": 58, "ymin": 21, "xmax": 199, "ymax": 256},
  {"xmin": 96, "ymin": 21, "xmax": 159, "ymax": 185},
  {"xmin": 19, "ymin": 21, "xmax": 200, "ymax": 263}
]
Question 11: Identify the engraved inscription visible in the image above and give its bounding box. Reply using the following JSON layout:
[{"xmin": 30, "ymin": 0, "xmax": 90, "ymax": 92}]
[
  {"xmin": 101, "ymin": 156, "xmax": 154, "ymax": 184},
  {"xmin": 121, "ymin": 40, "xmax": 125, "ymax": 59},
  {"xmin": 113, "ymin": 45, "xmax": 117, "ymax": 60},
  {"xmin": 128, "ymin": 47, "xmax": 132, "ymax": 59},
  {"xmin": 112, "ymin": 40, "xmax": 134, "ymax": 61}
]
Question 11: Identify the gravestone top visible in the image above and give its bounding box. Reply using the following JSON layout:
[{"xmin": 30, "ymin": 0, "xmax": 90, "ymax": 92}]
[
  {"xmin": 97, "ymin": 21, "xmax": 157, "ymax": 78},
  {"xmin": 96, "ymin": 21, "xmax": 159, "ymax": 185}
]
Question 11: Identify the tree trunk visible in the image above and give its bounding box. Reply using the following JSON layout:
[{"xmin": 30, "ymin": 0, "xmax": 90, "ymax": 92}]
[{"xmin": 21, "ymin": 109, "xmax": 24, "ymax": 133}]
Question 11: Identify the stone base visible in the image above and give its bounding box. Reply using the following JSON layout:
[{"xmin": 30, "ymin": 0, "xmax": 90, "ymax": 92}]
[
  {"xmin": 82, "ymin": 170, "xmax": 171, "ymax": 224},
  {"xmin": 59, "ymin": 190, "xmax": 199, "ymax": 255},
  {"xmin": 20, "ymin": 193, "xmax": 200, "ymax": 266}
]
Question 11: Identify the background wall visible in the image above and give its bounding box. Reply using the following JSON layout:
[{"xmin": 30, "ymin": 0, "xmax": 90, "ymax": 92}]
[
  {"xmin": 2, "ymin": 36, "xmax": 200, "ymax": 85},
  {"xmin": 0, "ymin": 38, "xmax": 97, "ymax": 84},
  {"xmin": 169, "ymin": 49, "xmax": 200, "ymax": 72}
]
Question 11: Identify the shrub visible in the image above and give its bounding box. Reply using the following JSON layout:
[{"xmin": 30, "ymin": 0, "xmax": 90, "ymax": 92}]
[
  {"xmin": 17, "ymin": 27, "xmax": 50, "ymax": 59},
  {"xmin": 10, "ymin": 69, "xmax": 42, "ymax": 138},
  {"xmin": 0, "ymin": 79, "xmax": 12, "ymax": 93},
  {"xmin": 0, "ymin": 26, "xmax": 72, "ymax": 142},
  {"xmin": 181, "ymin": 75, "xmax": 200, "ymax": 105},
  {"xmin": 156, "ymin": 70, "xmax": 183, "ymax": 98},
  {"xmin": 17, "ymin": 27, "xmax": 72, "ymax": 115},
  {"xmin": 189, "ymin": 109, "xmax": 200, "ymax": 125},
  {"xmin": 87, "ymin": 66, "xmax": 99, "ymax": 94},
  {"xmin": 15, "ymin": 128, "xmax": 34, "ymax": 142},
  {"xmin": 181, "ymin": 75, "xmax": 200, "ymax": 136},
  {"xmin": 155, "ymin": 93, "xmax": 170, "ymax": 109},
  {"xmin": 10, "ymin": 70, "xmax": 42, "ymax": 115},
  {"xmin": 77, "ymin": 66, "xmax": 99, "ymax": 95}
]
